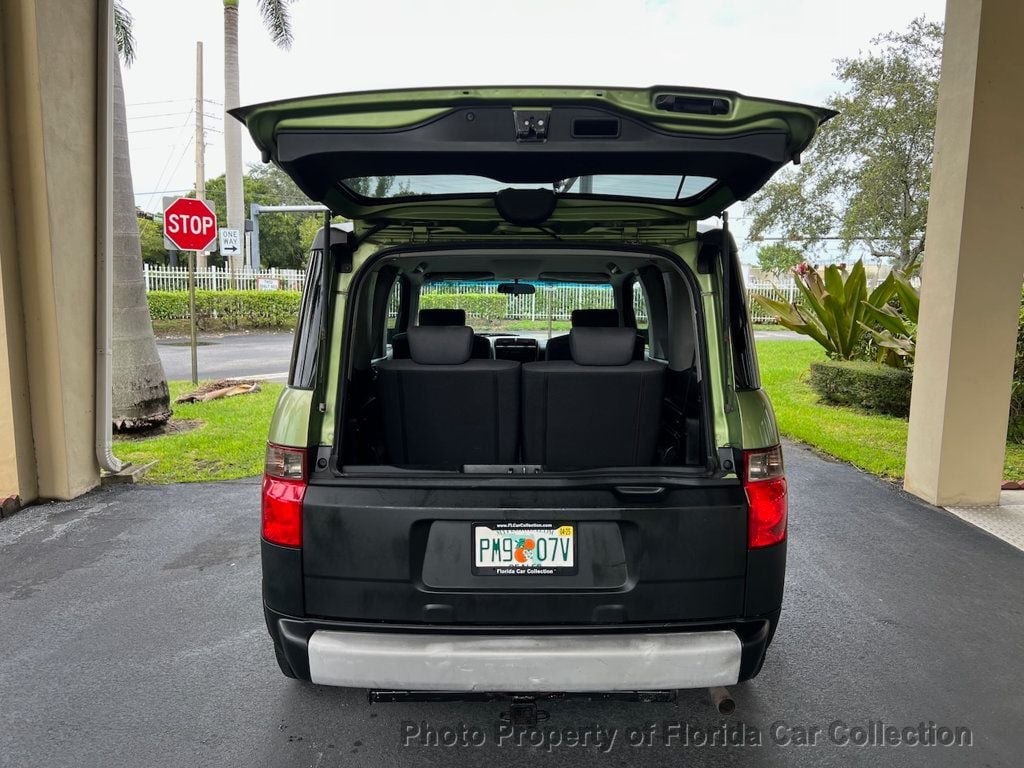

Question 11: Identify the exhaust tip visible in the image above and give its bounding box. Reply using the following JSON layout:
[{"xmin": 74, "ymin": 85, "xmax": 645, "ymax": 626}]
[{"xmin": 708, "ymin": 686, "xmax": 736, "ymax": 715}]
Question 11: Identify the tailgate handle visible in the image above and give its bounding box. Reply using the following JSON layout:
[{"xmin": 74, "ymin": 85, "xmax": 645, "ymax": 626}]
[{"xmin": 613, "ymin": 485, "xmax": 667, "ymax": 501}]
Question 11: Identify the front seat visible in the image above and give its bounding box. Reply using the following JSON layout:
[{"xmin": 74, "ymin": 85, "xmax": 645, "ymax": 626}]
[
  {"xmin": 522, "ymin": 327, "xmax": 665, "ymax": 468},
  {"xmin": 376, "ymin": 325, "xmax": 520, "ymax": 467},
  {"xmin": 545, "ymin": 308, "xmax": 645, "ymax": 361},
  {"xmin": 391, "ymin": 308, "xmax": 492, "ymax": 359}
]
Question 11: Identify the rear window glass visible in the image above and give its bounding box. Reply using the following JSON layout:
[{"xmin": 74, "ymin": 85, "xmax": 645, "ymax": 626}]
[
  {"xmin": 342, "ymin": 174, "xmax": 717, "ymax": 201},
  {"xmin": 421, "ymin": 280, "xmax": 614, "ymax": 333}
]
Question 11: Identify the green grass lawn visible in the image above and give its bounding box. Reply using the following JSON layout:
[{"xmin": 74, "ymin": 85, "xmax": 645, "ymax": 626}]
[
  {"xmin": 758, "ymin": 339, "xmax": 1024, "ymax": 480},
  {"xmin": 113, "ymin": 380, "xmax": 282, "ymax": 483},
  {"xmin": 490, "ymin": 319, "xmax": 572, "ymax": 332}
]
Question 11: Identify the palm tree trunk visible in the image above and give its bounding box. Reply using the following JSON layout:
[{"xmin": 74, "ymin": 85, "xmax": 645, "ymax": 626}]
[
  {"xmin": 111, "ymin": 55, "xmax": 171, "ymax": 430},
  {"xmin": 223, "ymin": 0, "xmax": 244, "ymax": 273}
]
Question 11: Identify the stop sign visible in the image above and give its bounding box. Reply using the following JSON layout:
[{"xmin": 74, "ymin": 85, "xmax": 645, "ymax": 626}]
[{"xmin": 163, "ymin": 198, "xmax": 218, "ymax": 251}]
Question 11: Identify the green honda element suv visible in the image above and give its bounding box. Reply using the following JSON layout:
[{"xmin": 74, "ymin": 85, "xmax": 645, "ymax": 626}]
[{"xmin": 233, "ymin": 86, "xmax": 833, "ymax": 700}]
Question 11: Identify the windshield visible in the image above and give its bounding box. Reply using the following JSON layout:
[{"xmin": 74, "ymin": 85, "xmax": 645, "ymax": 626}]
[{"xmin": 344, "ymin": 174, "xmax": 717, "ymax": 202}]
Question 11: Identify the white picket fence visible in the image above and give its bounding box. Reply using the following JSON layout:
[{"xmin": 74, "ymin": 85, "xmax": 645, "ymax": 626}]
[
  {"xmin": 143, "ymin": 264, "xmax": 306, "ymax": 292},
  {"xmin": 745, "ymin": 280, "xmax": 800, "ymax": 324},
  {"xmin": 143, "ymin": 265, "xmax": 805, "ymax": 324}
]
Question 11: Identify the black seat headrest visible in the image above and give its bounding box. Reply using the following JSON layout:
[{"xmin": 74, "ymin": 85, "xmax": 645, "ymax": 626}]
[
  {"xmin": 407, "ymin": 325, "xmax": 474, "ymax": 365},
  {"xmin": 570, "ymin": 327, "xmax": 637, "ymax": 366},
  {"xmin": 419, "ymin": 308, "xmax": 466, "ymax": 326},
  {"xmin": 570, "ymin": 308, "xmax": 619, "ymax": 328}
]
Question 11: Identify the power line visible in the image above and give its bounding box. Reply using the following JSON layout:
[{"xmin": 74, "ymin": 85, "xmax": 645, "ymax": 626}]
[
  {"xmin": 133, "ymin": 187, "xmax": 192, "ymax": 197},
  {"xmin": 162, "ymin": 136, "xmax": 196, "ymax": 206},
  {"xmin": 127, "ymin": 110, "xmax": 223, "ymax": 121},
  {"xmin": 145, "ymin": 108, "xmax": 195, "ymax": 210},
  {"xmin": 129, "ymin": 124, "xmax": 195, "ymax": 134},
  {"xmin": 126, "ymin": 97, "xmax": 223, "ymax": 107}
]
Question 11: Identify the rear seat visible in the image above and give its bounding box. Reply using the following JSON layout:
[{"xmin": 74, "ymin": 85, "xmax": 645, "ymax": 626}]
[
  {"xmin": 391, "ymin": 308, "xmax": 492, "ymax": 360},
  {"xmin": 545, "ymin": 308, "xmax": 645, "ymax": 361},
  {"xmin": 522, "ymin": 327, "xmax": 665, "ymax": 468},
  {"xmin": 376, "ymin": 325, "xmax": 519, "ymax": 467}
]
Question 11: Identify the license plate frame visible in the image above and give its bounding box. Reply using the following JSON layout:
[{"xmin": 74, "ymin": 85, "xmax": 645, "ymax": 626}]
[{"xmin": 471, "ymin": 522, "xmax": 577, "ymax": 576}]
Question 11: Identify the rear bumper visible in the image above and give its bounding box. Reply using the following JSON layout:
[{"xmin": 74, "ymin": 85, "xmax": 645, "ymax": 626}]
[
  {"xmin": 307, "ymin": 629, "xmax": 741, "ymax": 692},
  {"xmin": 267, "ymin": 608, "xmax": 777, "ymax": 691}
]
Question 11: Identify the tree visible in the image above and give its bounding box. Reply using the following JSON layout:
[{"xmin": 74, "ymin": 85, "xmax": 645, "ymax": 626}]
[
  {"xmin": 756, "ymin": 243, "xmax": 804, "ymax": 278},
  {"xmin": 746, "ymin": 17, "xmax": 942, "ymax": 272},
  {"xmin": 111, "ymin": 3, "xmax": 172, "ymax": 430},
  {"xmin": 200, "ymin": 169, "xmax": 317, "ymax": 269},
  {"xmin": 223, "ymin": 0, "xmax": 294, "ymax": 275},
  {"xmin": 137, "ymin": 214, "xmax": 169, "ymax": 265}
]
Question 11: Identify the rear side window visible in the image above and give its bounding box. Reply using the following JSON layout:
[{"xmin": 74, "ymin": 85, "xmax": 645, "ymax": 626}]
[
  {"xmin": 632, "ymin": 280, "xmax": 650, "ymax": 331},
  {"xmin": 289, "ymin": 250, "xmax": 322, "ymax": 389},
  {"xmin": 386, "ymin": 276, "xmax": 403, "ymax": 341}
]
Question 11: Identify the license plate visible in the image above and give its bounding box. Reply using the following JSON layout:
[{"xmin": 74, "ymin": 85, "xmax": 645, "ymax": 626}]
[{"xmin": 472, "ymin": 522, "xmax": 576, "ymax": 575}]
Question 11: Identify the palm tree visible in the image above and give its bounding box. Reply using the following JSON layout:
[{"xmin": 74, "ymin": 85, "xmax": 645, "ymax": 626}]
[
  {"xmin": 223, "ymin": 0, "xmax": 294, "ymax": 274},
  {"xmin": 112, "ymin": 2, "xmax": 172, "ymax": 429}
]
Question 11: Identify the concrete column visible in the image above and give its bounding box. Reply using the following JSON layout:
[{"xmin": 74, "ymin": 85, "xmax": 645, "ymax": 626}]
[
  {"xmin": 0, "ymin": 0, "xmax": 102, "ymax": 502},
  {"xmin": 905, "ymin": 0, "xmax": 1024, "ymax": 506},
  {"xmin": 0, "ymin": 6, "xmax": 38, "ymax": 507}
]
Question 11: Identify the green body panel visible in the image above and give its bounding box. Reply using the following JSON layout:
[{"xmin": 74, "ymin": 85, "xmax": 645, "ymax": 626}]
[
  {"xmin": 686, "ymin": 251, "xmax": 733, "ymax": 452},
  {"xmin": 316, "ymin": 241, "xmax": 381, "ymax": 447},
  {"xmin": 267, "ymin": 386, "xmax": 314, "ymax": 448},
  {"xmin": 236, "ymin": 85, "xmax": 831, "ymax": 155},
  {"xmin": 734, "ymin": 389, "xmax": 782, "ymax": 450}
]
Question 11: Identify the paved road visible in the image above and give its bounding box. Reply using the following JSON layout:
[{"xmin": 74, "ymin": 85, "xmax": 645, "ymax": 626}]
[
  {"xmin": 158, "ymin": 329, "xmax": 804, "ymax": 382},
  {"xmin": 157, "ymin": 332, "xmax": 294, "ymax": 382},
  {"xmin": 1, "ymin": 445, "xmax": 1021, "ymax": 767}
]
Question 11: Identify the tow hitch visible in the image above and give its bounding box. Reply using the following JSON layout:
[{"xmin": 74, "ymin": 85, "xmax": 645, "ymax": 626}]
[
  {"xmin": 502, "ymin": 696, "xmax": 549, "ymax": 727},
  {"xmin": 369, "ymin": 690, "xmax": 676, "ymax": 724}
]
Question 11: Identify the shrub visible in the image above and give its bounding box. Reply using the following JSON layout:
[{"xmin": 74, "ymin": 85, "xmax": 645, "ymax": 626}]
[
  {"xmin": 418, "ymin": 292, "xmax": 507, "ymax": 321},
  {"xmin": 147, "ymin": 290, "xmax": 302, "ymax": 330},
  {"xmin": 808, "ymin": 360, "xmax": 913, "ymax": 417},
  {"xmin": 1009, "ymin": 297, "xmax": 1024, "ymax": 443},
  {"xmin": 752, "ymin": 260, "xmax": 907, "ymax": 362}
]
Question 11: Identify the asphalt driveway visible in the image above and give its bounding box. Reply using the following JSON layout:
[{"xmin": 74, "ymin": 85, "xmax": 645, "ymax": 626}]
[{"xmin": 1, "ymin": 444, "xmax": 1021, "ymax": 767}]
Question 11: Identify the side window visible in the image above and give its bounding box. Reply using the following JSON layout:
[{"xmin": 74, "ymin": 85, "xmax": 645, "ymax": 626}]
[
  {"xmin": 632, "ymin": 280, "xmax": 650, "ymax": 331},
  {"xmin": 386, "ymin": 277, "xmax": 402, "ymax": 340},
  {"xmin": 289, "ymin": 249, "xmax": 322, "ymax": 389}
]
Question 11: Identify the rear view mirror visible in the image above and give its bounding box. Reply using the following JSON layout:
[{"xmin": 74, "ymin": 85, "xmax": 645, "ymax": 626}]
[{"xmin": 497, "ymin": 282, "xmax": 536, "ymax": 296}]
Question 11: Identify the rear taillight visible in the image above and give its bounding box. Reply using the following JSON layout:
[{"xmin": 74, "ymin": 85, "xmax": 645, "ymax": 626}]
[
  {"xmin": 262, "ymin": 443, "xmax": 307, "ymax": 548},
  {"xmin": 742, "ymin": 445, "xmax": 788, "ymax": 549}
]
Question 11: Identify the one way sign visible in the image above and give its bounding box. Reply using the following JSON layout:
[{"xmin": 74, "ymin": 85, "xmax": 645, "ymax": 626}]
[{"xmin": 219, "ymin": 228, "xmax": 241, "ymax": 256}]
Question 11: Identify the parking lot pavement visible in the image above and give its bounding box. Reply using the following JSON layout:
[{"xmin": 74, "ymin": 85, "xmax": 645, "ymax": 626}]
[
  {"xmin": 1, "ymin": 444, "xmax": 1021, "ymax": 767},
  {"xmin": 157, "ymin": 331, "xmax": 294, "ymax": 382}
]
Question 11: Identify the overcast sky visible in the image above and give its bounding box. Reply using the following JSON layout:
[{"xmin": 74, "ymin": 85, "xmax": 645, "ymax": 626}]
[{"xmin": 122, "ymin": 0, "xmax": 946, "ymax": 260}]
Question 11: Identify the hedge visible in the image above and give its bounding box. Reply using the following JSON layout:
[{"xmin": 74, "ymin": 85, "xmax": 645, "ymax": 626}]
[
  {"xmin": 418, "ymin": 292, "xmax": 507, "ymax": 321},
  {"xmin": 808, "ymin": 360, "xmax": 913, "ymax": 417},
  {"xmin": 148, "ymin": 290, "xmax": 301, "ymax": 330}
]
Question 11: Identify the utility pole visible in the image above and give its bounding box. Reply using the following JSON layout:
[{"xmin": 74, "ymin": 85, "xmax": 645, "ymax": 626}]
[
  {"xmin": 188, "ymin": 41, "xmax": 204, "ymax": 385},
  {"xmin": 194, "ymin": 41, "xmax": 206, "ymax": 269}
]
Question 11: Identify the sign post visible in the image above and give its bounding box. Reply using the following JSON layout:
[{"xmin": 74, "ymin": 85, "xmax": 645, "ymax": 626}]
[
  {"xmin": 164, "ymin": 197, "xmax": 218, "ymax": 384},
  {"xmin": 187, "ymin": 252, "xmax": 198, "ymax": 385}
]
